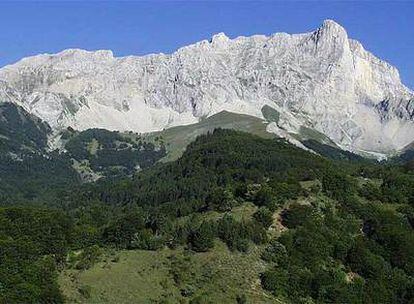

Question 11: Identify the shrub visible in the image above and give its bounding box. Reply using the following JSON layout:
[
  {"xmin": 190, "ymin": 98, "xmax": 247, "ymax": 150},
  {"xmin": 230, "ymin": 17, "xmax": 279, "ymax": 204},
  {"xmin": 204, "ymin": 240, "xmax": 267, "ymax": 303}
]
[
  {"xmin": 72, "ymin": 245, "xmax": 102, "ymax": 270},
  {"xmin": 280, "ymin": 204, "xmax": 313, "ymax": 229},
  {"xmin": 234, "ymin": 238, "xmax": 250, "ymax": 253},
  {"xmin": 260, "ymin": 268, "xmax": 289, "ymax": 297},
  {"xmin": 236, "ymin": 294, "xmax": 247, "ymax": 304},
  {"xmin": 206, "ymin": 187, "xmax": 237, "ymax": 211},
  {"xmin": 253, "ymin": 207, "xmax": 274, "ymax": 228},
  {"xmin": 131, "ymin": 229, "xmax": 164, "ymax": 250},
  {"xmin": 78, "ymin": 285, "xmax": 91, "ymax": 298},
  {"xmin": 261, "ymin": 240, "xmax": 287, "ymax": 264},
  {"xmin": 189, "ymin": 222, "xmax": 215, "ymax": 252},
  {"xmin": 253, "ymin": 185, "xmax": 275, "ymax": 208}
]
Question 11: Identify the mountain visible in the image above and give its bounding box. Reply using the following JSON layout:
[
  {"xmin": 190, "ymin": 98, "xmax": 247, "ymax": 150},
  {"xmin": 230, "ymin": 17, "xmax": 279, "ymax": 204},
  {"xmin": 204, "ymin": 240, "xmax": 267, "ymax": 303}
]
[{"xmin": 0, "ymin": 20, "xmax": 413, "ymax": 157}]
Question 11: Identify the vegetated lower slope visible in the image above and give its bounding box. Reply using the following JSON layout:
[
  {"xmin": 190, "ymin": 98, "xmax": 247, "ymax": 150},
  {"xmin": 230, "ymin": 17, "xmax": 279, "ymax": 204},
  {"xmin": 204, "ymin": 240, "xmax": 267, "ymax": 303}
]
[
  {"xmin": 61, "ymin": 110, "xmax": 269, "ymax": 179},
  {"xmin": 143, "ymin": 110, "xmax": 274, "ymax": 162},
  {"xmin": 147, "ymin": 109, "xmax": 369, "ymax": 163},
  {"xmin": 62, "ymin": 128, "xmax": 166, "ymax": 181},
  {"xmin": 390, "ymin": 141, "xmax": 414, "ymax": 171},
  {"xmin": 0, "ymin": 102, "xmax": 167, "ymax": 202},
  {"xmin": 77, "ymin": 128, "xmax": 327, "ymax": 209},
  {"xmin": 0, "ymin": 102, "xmax": 79, "ymax": 204},
  {"xmin": 0, "ymin": 102, "xmax": 51, "ymax": 152},
  {"xmin": 0, "ymin": 100, "xmax": 363, "ymax": 206},
  {"xmin": 1, "ymin": 129, "xmax": 414, "ymax": 304},
  {"xmin": 302, "ymin": 139, "xmax": 366, "ymax": 162},
  {"xmin": 0, "ymin": 104, "xmax": 274, "ymax": 206}
]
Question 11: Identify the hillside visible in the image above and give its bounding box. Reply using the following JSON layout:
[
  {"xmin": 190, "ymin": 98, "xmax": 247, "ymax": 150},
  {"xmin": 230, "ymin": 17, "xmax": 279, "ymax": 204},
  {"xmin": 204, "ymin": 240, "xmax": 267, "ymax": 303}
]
[
  {"xmin": 0, "ymin": 102, "xmax": 367, "ymax": 205},
  {"xmin": 0, "ymin": 103, "xmax": 79, "ymax": 204},
  {"xmin": 62, "ymin": 128, "xmax": 166, "ymax": 181},
  {"xmin": 143, "ymin": 110, "xmax": 274, "ymax": 162},
  {"xmin": 0, "ymin": 102, "xmax": 167, "ymax": 202},
  {"xmin": 1, "ymin": 129, "xmax": 413, "ymax": 303}
]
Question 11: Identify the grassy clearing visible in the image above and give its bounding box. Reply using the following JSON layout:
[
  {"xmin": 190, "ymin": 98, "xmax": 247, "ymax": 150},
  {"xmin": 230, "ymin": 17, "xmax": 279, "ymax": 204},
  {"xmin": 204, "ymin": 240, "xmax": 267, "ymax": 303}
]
[
  {"xmin": 143, "ymin": 111, "xmax": 274, "ymax": 162},
  {"xmin": 86, "ymin": 138, "xmax": 100, "ymax": 155},
  {"xmin": 230, "ymin": 202, "xmax": 258, "ymax": 221},
  {"xmin": 71, "ymin": 159, "xmax": 102, "ymax": 182},
  {"xmin": 261, "ymin": 105, "xmax": 280, "ymax": 124},
  {"xmin": 174, "ymin": 202, "xmax": 258, "ymax": 229},
  {"xmin": 299, "ymin": 180, "xmax": 321, "ymax": 191},
  {"xmin": 356, "ymin": 177, "xmax": 382, "ymax": 187},
  {"xmin": 59, "ymin": 249, "xmax": 181, "ymax": 303},
  {"xmin": 59, "ymin": 242, "xmax": 282, "ymax": 304},
  {"xmin": 298, "ymin": 126, "xmax": 335, "ymax": 145}
]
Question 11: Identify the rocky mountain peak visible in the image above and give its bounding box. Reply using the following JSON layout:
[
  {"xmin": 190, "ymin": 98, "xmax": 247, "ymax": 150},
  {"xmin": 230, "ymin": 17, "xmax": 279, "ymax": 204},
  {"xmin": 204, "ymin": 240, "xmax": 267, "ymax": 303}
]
[
  {"xmin": 210, "ymin": 32, "xmax": 230, "ymax": 44},
  {"xmin": 310, "ymin": 20, "xmax": 350, "ymax": 54},
  {"xmin": 0, "ymin": 20, "xmax": 413, "ymax": 157},
  {"xmin": 320, "ymin": 19, "xmax": 347, "ymax": 36}
]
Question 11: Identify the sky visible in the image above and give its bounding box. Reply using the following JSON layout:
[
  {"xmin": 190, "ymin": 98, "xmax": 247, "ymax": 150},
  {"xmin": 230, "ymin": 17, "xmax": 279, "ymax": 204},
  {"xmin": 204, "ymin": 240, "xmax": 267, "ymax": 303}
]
[{"xmin": 0, "ymin": 1, "xmax": 412, "ymax": 89}]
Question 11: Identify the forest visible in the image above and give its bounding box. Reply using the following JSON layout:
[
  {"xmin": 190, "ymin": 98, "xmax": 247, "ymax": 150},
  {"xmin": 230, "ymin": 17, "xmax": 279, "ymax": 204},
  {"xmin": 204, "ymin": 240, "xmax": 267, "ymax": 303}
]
[{"xmin": 1, "ymin": 129, "xmax": 414, "ymax": 303}]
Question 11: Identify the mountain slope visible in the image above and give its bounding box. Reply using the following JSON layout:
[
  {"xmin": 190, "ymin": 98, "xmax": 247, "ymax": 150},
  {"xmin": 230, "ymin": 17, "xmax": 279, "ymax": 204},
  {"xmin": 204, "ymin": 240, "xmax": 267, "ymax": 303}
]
[
  {"xmin": 144, "ymin": 110, "xmax": 274, "ymax": 162},
  {"xmin": 0, "ymin": 103, "xmax": 167, "ymax": 201},
  {"xmin": 2, "ymin": 129, "xmax": 414, "ymax": 303},
  {"xmin": 0, "ymin": 102, "xmax": 51, "ymax": 153},
  {"xmin": 0, "ymin": 103, "xmax": 79, "ymax": 203},
  {"xmin": 63, "ymin": 128, "xmax": 166, "ymax": 181},
  {"xmin": 54, "ymin": 130, "xmax": 414, "ymax": 303},
  {"xmin": 0, "ymin": 20, "xmax": 412, "ymax": 156}
]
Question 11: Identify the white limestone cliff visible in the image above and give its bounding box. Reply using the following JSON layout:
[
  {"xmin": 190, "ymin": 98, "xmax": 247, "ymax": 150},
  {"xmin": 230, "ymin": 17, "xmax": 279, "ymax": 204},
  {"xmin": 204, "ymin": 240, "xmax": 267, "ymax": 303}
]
[{"xmin": 0, "ymin": 19, "xmax": 412, "ymax": 155}]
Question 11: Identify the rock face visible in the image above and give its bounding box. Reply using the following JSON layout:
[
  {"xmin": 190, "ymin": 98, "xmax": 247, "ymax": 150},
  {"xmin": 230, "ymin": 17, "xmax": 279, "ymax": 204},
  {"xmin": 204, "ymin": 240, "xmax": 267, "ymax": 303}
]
[{"xmin": 0, "ymin": 19, "xmax": 413, "ymax": 155}]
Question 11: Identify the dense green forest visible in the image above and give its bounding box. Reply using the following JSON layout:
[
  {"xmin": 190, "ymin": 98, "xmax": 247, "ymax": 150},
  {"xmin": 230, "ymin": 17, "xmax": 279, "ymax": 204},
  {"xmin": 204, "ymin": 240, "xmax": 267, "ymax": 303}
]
[
  {"xmin": 1, "ymin": 128, "xmax": 414, "ymax": 303},
  {"xmin": 0, "ymin": 103, "xmax": 80, "ymax": 204}
]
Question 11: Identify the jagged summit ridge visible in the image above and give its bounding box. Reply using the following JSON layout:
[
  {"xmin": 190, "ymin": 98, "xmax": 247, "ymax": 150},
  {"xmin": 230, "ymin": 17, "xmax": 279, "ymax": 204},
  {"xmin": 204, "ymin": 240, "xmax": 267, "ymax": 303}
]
[{"xmin": 0, "ymin": 20, "xmax": 412, "ymax": 155}]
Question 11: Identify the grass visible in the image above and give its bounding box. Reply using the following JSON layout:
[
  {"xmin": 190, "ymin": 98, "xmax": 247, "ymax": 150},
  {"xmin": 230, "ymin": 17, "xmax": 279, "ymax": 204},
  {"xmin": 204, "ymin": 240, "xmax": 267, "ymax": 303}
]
[
  {"xmin": 356, "ymin": 177, "xmax": 382, "ymax": 187},
  {"xmin": 261, "ymin": 105, "xmax": 280, "ymax": 124},
  {"xmin": 143, "ymin": 111, "xmax": 274, "ymax": 162},
  {"xmin": 86, "ymin": 139, "xmax": 99, "ymax": 155},
  {"xmin": 59, "ymin": 243, "xmax": 282, "ymax": 304},
  {"xmin": 298, "ymin": 126, "xmax": 335, "ymax": 145},
  {"xmin": 59, "ymin": 249, "xmax": 182, "ymax": 304},
  {"xmin": 299, "ymin": 180, "xmax": 321, "ymax": 191},
  {"xmin": 230, "ymin": 202, "xmax": 258, "ymax": 221},
  {"xmin": 174, "ymin": 202, "xmax": 258, "ymax": 231}
]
